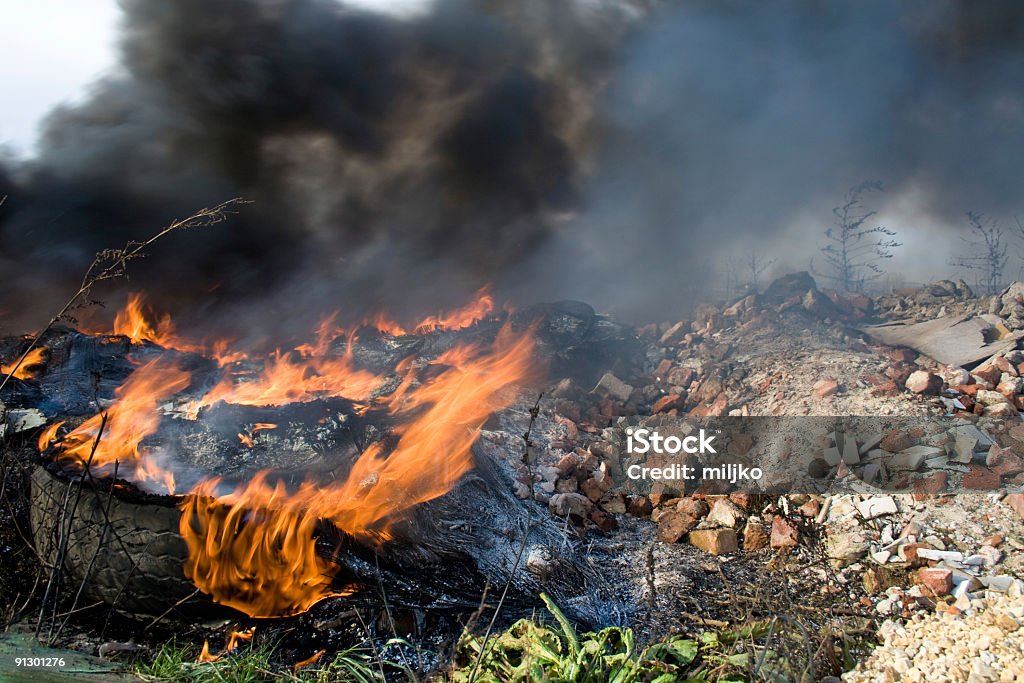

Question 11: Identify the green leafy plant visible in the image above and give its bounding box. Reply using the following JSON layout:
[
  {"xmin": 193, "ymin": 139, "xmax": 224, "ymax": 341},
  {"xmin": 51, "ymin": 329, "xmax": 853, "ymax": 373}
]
[{"xmin": 451, "ymin": 593, "xmax": 768, "ymax": 682}]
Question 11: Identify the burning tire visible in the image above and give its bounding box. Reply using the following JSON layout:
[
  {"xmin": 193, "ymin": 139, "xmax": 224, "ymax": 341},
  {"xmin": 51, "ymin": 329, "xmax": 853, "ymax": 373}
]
[{"xmin": 30, "ymin": 465, "xmax": 210, "ymax": 617}]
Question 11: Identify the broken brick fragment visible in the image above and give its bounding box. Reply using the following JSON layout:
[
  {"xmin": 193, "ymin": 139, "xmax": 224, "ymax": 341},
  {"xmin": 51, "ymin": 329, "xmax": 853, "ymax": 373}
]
[
  {"xmin": 770, "ymin": 517, "xmax": 799, "ymax": 549},
  {"xmin": 963, "ymin": 466, "xmax": 1000, "ymax": 490},
  {"xmin": 912, "ymin": 471, "xmax": 948, "ymax": 499},
  {"xmin": 652, "ymin": 394, "xmax": 684, "ymax": 414},
  {"xmin": 813, "ymin": 378, "xmax": 839, "ymax": 398},
  {"xmin": 916, "ymin": 567, "xmax": 953, "ymax": 596}
]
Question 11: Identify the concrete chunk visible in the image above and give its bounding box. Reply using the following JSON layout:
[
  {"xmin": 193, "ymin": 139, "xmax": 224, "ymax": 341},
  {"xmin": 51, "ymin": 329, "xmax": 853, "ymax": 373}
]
[
  {"xmin": 858, "ymin": 496, "xmax": 898, "ymax": 519},
  {"xmin": 592, "ymin": 372, "xmax": 634, "ymax": 402}
]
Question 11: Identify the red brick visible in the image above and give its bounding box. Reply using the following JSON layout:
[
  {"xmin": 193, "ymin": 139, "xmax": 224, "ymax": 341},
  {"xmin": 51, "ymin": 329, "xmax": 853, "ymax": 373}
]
[
  {"xmin": 916, "ymin": 567, "xmax": 953, "ymax": 596},
  {"xmin": 652, "ymin": 394, "xmax": 684, "ymax": 414},
  {"xmin": 813, "ymin": 378, "xmax": 839, "ymax": 398},
  {"xmin": 963, "ymin": 466, "xmax": 1000, "ymax": 490},
  {"xmin": 770, "ymin": 517, "xmax": 799, "ymax": 549},
  {"xmin": 913, "ymin": 471, "xmax": 948, "ymax": 499}
]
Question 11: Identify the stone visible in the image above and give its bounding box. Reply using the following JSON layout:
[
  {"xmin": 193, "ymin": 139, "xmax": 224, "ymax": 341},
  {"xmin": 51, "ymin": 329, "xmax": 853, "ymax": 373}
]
[
  {"xmin": 803, "ymin": 288, "xmax": 839, "ymax": 317},
  {"xmin": 764, "ymin": 271, "xmax": 817, "ymax": 301},
  {"xmin": 548, "ymin": 492, "xmax": 592, "ymax": 518},
  {"xmin": 975, "ymin": 389, "xmax": 1011, "ymax": 406},
  {"xmin": 987, "ymin": 444, "xmax": 1024, "ymax": 477},
  {"xmin": 906, "ymin": 370, "xmax": 943, "ymax": 395},
  {"xmin": 859, "ymin": 433, "xmax": 885, "ymax": 455},
  {"xmin": 863, "ymin": 567, "xmax": 895, "ymax": 595},
  {"xmin": 688, "ymin": 528, "xmax": 738, "ymax": 556},
  {"xmin": 770, "ymin": 517, "xmax": 799, "ymax": 549},
  {"xmin": 857, "ymin": 496, "xmax": 898, "ymax": 520},
  {"xmin": 705, "ymin": 499, "xmax": 746, "ymax": 528},
  {"xmin": 822, "ymin": 446, "xmax": 842, "ymax": 466},
  {"xmin": 1003, "ymin": 493, "xmax": 1024, "ymax": 519},
  {"xmin": 742, "ymin": 516, "xmax": 769, "ymax": 551},
  {"xmin": 599, "ymin": 493, "xmax": 626, "ymax": 514},
  {"xmin": 890, "ymin": 445, "xmax": 941, "ymax": 471},
  {"xmin": 916, "ymin": 568, "xmax": 953, "ymax": 595},
  {"xmin": 828, "ymin": 531, "xmax": 869, "ymax": 563},
  {"xmin": 656, "ymin": 510, "xmax": 700, "ymax": 543},
  {"xmin": 580, "ymin": 477, "xmax": 605, "ymax": 502},
  {"xmin": 593, "ymin": 372, "xmax": 634, "ymax": 403},
  {"xmin": 951, "ymin": 434, "xmax": 978, "ymax": 463},
  {"xmin": 627, "ymin": 495, "xmax": 652, "ymax": 517}
]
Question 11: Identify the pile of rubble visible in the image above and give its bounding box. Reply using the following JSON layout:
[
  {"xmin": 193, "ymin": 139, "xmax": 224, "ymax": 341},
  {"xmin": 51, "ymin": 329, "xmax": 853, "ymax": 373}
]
[
  {"xmin": 518, "ymin": 272, "xmax": 1024, "ymax": 540},
  {"xmin": 502, "ymin": 271, "xmax": 1024, "ymax": 679}
]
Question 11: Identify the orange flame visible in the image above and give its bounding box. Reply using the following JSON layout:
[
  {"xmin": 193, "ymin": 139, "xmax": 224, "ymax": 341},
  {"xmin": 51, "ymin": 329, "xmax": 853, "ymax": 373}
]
[
  {"xmin": 41, "ymin": 359, "xmax": 191, "ymax": 493},
  {"xmin": 197, "ymin": 640, "xmax": 218, "ymax": 663},
  {"xmin": 114, "ymin": 293, "xmax": 176, "ymax": 346},
  {"xmin": 293, "ymin": 650, "xmax": 325, "ymax": 673},
  {"xmin": 36, "ymin": 287, "xmax": 535, "ymax": 619},
  {"xmin": 413, "ymin": 286, "xmax": 495, "ymax": 333},
  {"xmin": 362, "ymin": 286, "xmax": 496, "ymax": 336},
  {"xmin": 196, "ymin": 627, "xmax": 255, "ymax": 663},
  {"xmin": 179, "ymin": 326, "xmax": 535, "ymax": 617},
  {"xmin": 1, "ymin": 347, "xmax": 47, "ymax": 380}
]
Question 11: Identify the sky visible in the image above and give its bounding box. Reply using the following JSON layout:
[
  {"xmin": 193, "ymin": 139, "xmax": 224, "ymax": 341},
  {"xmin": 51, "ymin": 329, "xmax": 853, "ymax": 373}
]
[
  {"xmin": 0, "ymin": 0, "xmax": 429, "ymax": 156},
  {"xmin": 0, "ymin": 0, "xmax": 121, "ymax": 155}
]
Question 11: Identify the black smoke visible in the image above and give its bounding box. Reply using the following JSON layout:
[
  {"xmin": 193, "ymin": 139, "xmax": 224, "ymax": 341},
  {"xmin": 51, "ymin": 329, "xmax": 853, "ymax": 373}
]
[
  {"xmin": 0, "ymin": 0, "xmax": 625, "ymax": 334},
  {"xmin": 3, "ymin": 0, "xmax": 1024, "ymax": 331}
]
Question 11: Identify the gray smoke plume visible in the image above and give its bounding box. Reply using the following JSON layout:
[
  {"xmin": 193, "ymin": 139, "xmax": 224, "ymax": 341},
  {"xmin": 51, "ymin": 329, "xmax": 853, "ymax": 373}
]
[
  {"xmin": 518, "ymin": 0, "xmax": 1024, "ymax": 320},
  {"xmin": 2, "ymin": 0, "xmax": 1023, "ymax": 332}
]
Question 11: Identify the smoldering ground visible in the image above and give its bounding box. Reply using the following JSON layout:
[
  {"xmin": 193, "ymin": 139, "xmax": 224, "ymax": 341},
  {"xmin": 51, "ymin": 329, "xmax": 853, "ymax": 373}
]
[{"xmin": 2, "ymin": 0, "xmax": 1023, "ymax": 334}]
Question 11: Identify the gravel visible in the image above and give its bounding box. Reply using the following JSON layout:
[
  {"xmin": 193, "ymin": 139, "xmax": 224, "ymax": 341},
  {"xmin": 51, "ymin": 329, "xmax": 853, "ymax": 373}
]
[{"xmin": 843, "ymin": 591, "xmax": 1024, "ymax": 683}]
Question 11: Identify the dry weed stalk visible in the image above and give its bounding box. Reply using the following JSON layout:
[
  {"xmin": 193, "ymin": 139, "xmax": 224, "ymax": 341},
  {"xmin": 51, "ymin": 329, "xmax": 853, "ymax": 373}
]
[{"xmin": 0, "ymin": 198, "xmax": 245, "ymax": 399}]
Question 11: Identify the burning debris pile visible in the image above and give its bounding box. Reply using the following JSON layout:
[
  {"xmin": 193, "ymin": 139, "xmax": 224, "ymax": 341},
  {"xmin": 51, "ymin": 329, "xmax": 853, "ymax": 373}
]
[
  {"xmin": 2, "ymin": 272, "xmax": 1024, "ymax": 677},
  {"xmin": 2, "ymin": 291, "xmax": 648, "ymax": 625}
]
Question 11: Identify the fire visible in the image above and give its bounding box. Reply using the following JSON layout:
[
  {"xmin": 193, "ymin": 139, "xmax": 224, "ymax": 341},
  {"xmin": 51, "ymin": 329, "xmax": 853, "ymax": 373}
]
[
  {"xmin": 41, "ymin": 358, "xmax": 191, "ymax": 493},
  {"xmin": 361, "ymin": 286, "xmax": 496, "ymax": 336},
  {"xmin": 293, "ymin": 650, "xmax": 325, "ymax": 673},
  {"xmin": 196, "ymin": 627, "xmax": 255, "ymax": 663},
  {"xmin": 179, "ymin": 325, "xmax": 535, "ymax": 617},
  {"xmin": 1, "ymin": 346, "xmax": 47, "ymax": 380},
  {"xmin": 236, "ymin": 423, "xmax": 278, "ymax": 448},
  {"xmin": 412, "ymin": 286, "xmax": 495, "ymax": 333},
  {"xmin": 197, "ymin": 641, "xmax": 217, "ymax": 663},
  {"xmin": 34, "ymin": 287, "xmax": 537, "ymax": 618},
  {"xmin": 113, "ymin": 293, "xmax": 176, "ymax": 346}
]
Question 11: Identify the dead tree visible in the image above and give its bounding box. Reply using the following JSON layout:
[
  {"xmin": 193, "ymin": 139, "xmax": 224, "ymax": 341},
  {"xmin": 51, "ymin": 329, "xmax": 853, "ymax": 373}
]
[
  {"xmin": 746, "ymin": 249, "xmax": 775, "ymax": 289},
  {"xmin": 949, "ymin": 212, "xmax": 1007, "ymax": 295},
  {"xmin": 812, "ymin": 182, "xmax": 901, "ymax": 292}
]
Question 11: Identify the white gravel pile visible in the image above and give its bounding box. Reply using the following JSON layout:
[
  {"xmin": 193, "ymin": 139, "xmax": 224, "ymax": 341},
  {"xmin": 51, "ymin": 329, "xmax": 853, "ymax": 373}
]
[{"xmin": 844, "ymin": 592, "xmax": 1024, "ymax": 682}]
